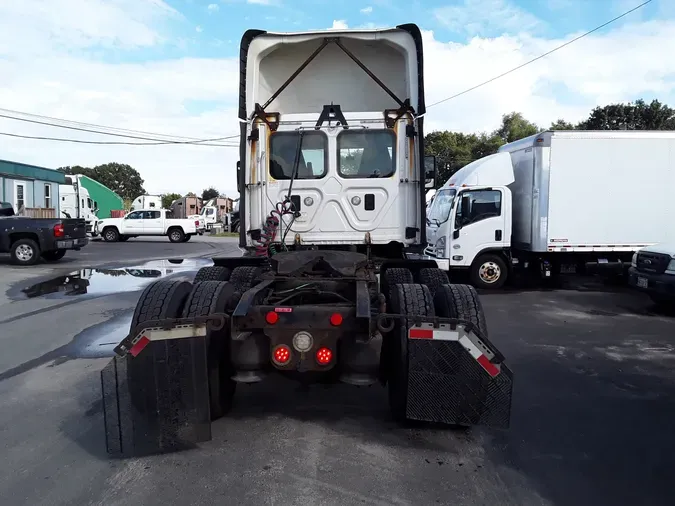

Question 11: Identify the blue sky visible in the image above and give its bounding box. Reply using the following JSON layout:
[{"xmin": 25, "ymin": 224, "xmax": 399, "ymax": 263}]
[{"xmin": 0, "ymin": 0, "xmax": 672, "ymax": 194}]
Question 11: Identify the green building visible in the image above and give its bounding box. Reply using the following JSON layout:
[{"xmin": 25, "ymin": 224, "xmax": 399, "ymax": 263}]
[
  {"xmin": 0, "ymin": 159, "xmax": 66, "ymax": 212},
  {"xmin": 77, "ymin": 175, "xmax": 124, "ymax": 219}
]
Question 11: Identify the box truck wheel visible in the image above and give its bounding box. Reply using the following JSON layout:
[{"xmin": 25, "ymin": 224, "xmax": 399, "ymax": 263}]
[
  {"xmin": 471, "ymin": 254, "xmax": 507, "ymax": 289},
  {"xmin": 194, "ymin": 266, "xmax": 232, "ymax": 283}
]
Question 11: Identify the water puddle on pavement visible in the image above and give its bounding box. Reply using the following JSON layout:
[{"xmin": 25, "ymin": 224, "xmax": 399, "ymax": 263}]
[{"xmin": 21, "ymin": 258, "xmax": 211, "ymax": 299}]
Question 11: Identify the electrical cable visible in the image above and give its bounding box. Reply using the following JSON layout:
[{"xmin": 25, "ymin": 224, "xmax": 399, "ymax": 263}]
[
  {"xmin": 0, "ymin": 107, "xmax": 240, "ymax": 142},
  {"xmin": 419, "ymin": 0, "xmax": 653, "ymax": 117},
  {"xmin": 0, "ymin": 112, "xmax": 239, "ymax": 144},
  {"xmin": 0, "ymin": 131, "xmax": 239, "ymax": 146}
]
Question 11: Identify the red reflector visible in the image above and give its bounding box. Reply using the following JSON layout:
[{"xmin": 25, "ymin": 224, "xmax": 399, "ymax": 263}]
[
  {"xmin": 330, "ymin": 313, "xmax": 342, "ymax": 326},
  {"xmin": 316, "ymin": 347, "xmax": 332, "ymax": 365},
  {"xmin": 476, "ymin": 355, "xmax": 500, "ymax": 378},
  {"xmin": 129, "ymin": 335, "xmax": 150, "ymax": 357},
  {"xmin": 53, "ymin": 223, "xmax": 64, "ymax": 238},
  {"xmin": 409, "ymin": 328, "xmax": 433, "ymax": 339},
  {"xmin": 266, "ymin": 311, "xmax": 279, "ymax": 324},
  {"xmin": 195, "ymin": 220, "xmax": 200, "ymax": 226},
  {"xmin": 273, "ymin": 345, "xmax": 291, "ymax": 364}
]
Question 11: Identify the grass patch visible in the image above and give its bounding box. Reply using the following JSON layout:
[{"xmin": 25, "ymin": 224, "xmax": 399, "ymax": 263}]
[{"xmin": 210, "ymin": 232, "xmax": 239, "ymax": 237}]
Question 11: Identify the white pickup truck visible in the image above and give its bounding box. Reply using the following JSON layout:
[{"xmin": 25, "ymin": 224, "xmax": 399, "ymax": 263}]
[{"xmin": 96, "ymin": 209, "xmax": 199, "ymax": 243}]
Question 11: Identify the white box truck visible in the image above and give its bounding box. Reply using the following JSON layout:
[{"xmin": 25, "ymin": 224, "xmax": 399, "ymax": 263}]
[{"xmin": 425, "ymin": 130, "xmax": 675, "ymax": 288}]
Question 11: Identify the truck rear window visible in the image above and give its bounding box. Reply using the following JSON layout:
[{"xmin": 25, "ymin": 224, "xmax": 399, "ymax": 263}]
[
  {"xmin": 338, "ymin": 130, "xmax": 395, "ymax": 179},
  {"xmin": 269, "ymin": 131, "xmax": 327, "ymax": 180}
]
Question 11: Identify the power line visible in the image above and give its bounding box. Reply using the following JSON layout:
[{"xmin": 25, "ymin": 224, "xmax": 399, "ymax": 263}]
[
  {"xmin": 0, "ymin": 107, "xmax": 240, "ymax": 143},
  {"xmin": 420, "ymin": 0, "xmax": 653, "ymax": 116},
  {"xmin": 0, "ymin": 131, "xmax": 239, "ymax": 146},
  {"xmin": 0, "ymin": 112, "xmax": 239, "ymax": 145}
]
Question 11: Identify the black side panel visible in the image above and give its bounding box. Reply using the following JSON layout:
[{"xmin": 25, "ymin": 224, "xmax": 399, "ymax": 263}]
[
  {"xmin": 238, "ymin": 29, "xmax": 267, "ymax": 248},
  {"xmin": 101, "ymin": 338, "xmax": 211, "ymax": 457},
  {"xmin": 396, "ymin": 23, "xmax": 427, "ymax": 246}
]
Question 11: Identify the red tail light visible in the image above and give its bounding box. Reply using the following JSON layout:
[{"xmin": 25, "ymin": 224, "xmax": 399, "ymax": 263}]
[
  {"xmin": 53, "ymin": 224, "xmax": 64, "ymax": 237},
  {"xmin": 273, "ymin": 345, "xmax": 291, "ymax": 365},
  {"xmin": 195, "ymin": 220, "xmax": 200, "ymax": 226},
  {"xmin": 266, "ymin": 311, "xmax": 279, "ymax": 324},
  {"xmin": 330, "ymin": 313, "xmax": 343, "ymax": 326},
  {"xmin": 316, "ymin": 347, "xmax": 333, "ymax": 365}
]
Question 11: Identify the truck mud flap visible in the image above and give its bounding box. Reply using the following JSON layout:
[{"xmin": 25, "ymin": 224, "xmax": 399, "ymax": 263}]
[
  {"xmin": 404, "ymin": 322, "xmax": 513, "ymax": 429},
  {"xmin": 101, "ymin": 337, "xmax": 212, "ymax": 457}
]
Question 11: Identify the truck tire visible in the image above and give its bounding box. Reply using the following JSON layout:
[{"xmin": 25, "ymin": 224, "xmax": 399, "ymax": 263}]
[
  {"xmin": 182, "ymin": 281, "xmax": 238, "ymax": 419},
  {"xmin": 10, "ymin": 238, "xmax": 41, "ymax": 266},
  {"xmin": 382, "ymin": 267, "xmax": 414, "ymax": 300},
  {"xmin": 183, "ymin": 234, "xmax": 192, "ymax": 242},
  {"xmin": 386, "ymin": 283, "xmax": 435, "ymax": 422},
  {"xmin": 194, "ymin": 266, "xmax": 232, "ymax": 283},
  {"xmin": 434, "ymin": 284, "xmax": 488, "ymax": 336},
  {"xmin": 102, "ymin": 227, "xmax": 119, "ymax": 242},
  {"xmin": 229, "ymin": 266, "xmax": 262, "ymax": 292},
  {"xmin": 417, "ymin": 267, "xmax": 450, "ymax": 296},
  {"xmin": 470, "ymin": 254, "xmax": 507, "ymax": 290},
  {"xmin": 131, "ymin": 280, "xmax": 192, "ymax": 330},
  {"xmin": 41, "ymin": 249, "xmax": 66, "ymax": 262},
  {"xmin": 168, "ymin": 228, "xmax": 185, "ymax": 243}
]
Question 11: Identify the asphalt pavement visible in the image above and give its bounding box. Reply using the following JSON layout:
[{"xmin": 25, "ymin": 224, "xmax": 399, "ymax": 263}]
[{"xmin": 0, "ymin": 248, "xmax": 673, "ymax": 506}]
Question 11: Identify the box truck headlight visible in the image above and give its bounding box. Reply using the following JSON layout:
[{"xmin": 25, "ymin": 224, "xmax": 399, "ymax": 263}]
[
  {"xmin": 667, "ymin": 258, "xmax": 675, "ymax": 273},
  {"xmin": 631, "ymin": 253, "xmax": 637, "ymax": 268},
  {"xmin": 435, "ymin": 236, "xmax": 446, "ymax": 257}
]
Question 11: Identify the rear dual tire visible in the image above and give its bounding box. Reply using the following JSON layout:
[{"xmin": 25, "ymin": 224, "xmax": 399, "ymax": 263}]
[
  {"xmin": 385, "ymin": 281, "xmax": 489, "ymax": 424},
  {"xmin": 130, "ymin": 278, "xmax": 240, "ymax": 421}
]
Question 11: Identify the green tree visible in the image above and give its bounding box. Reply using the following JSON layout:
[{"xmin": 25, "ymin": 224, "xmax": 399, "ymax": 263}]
[
  {"xmin": 425, "ymin": 130, "xmax": 504, "ymax": 183},
  {"xmin": 185, "ymin": 191, "xmax": 197, "ymax": 197},
  {"xmin": 578, "ymin": 99, "xmax": 675, "ymax": 130},
  {"xmin": 161, "ymin": 193, "xmax": 182, "ymax": 209},
  {"xmin": 58, "ymin": 162, "xmax": 145, "ymax": 200},
  {"xmin": 201, "ymin": 187, "xmax": 220, "ymax": 201},
  {"xmin": 494, "ymin": 112, "xmax": 539, "ymax": 143},
  {"xmin": 550, "ymin": 119, "xmax": 576, "ymax": 130}
]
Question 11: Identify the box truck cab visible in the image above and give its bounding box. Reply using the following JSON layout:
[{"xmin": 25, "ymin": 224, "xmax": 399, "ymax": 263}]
[
  {"xmin": 425, "ymin": 152, "xmax": 513, "ymax": 288},
  {"xmin": 130, "ymin": 195, "xmax": 161, "ymax": 211}
]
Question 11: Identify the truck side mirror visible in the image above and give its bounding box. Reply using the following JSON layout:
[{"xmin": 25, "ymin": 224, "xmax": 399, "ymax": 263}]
[
  {"xmin": 424, "ymin": 155, "xmax": 436, "ymax": 189},
  {"xmin": 236, "ymin": 160, "xmax": 242, "ymax": 193}
]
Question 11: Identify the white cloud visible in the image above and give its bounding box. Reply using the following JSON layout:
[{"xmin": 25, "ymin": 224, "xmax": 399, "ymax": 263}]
[
  {"xmin": 1, "ymin": 0, "xmax": 674, "ymax": 197},
  {"xmin": 330, "ymin": 19, "xmax": 349, "ymax": 30},
  {"xmin": 207, "ymin": 3, "xmax": 220, "ymax": 12},
  {"xmin": 195, "ymin": 25, "xmax": 203, "ymax": 32},
  {"xmin": 360, "ymin": 6, "xmax": 373, "ymax": 14},
  {"xmin": 434, "ymin": 0, "xmax": 543, "ymax": 36}
]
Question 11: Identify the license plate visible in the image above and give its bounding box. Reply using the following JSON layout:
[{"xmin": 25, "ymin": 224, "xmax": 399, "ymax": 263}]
[
  {"xmin": 637, "ymin": 277, "xmax": 648, "ymax": 289},
  {"xmin": 56, "ymin": 240, "xmax": 73, "ymax": 248}
]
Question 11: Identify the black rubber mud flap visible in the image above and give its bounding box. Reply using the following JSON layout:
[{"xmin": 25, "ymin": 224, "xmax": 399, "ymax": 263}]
[
  {"xmin": 101, "ymin": 280, "xmax": 212, "ymax": 457},
  {"xmin": 404, "ymin": 283, "xmax": 513, "ymax": 429}
]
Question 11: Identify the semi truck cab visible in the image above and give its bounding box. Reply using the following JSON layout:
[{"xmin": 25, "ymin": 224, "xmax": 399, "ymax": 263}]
[{"xmin": 426, "ymin": 152, "xmax": 513, "ymax": 288}]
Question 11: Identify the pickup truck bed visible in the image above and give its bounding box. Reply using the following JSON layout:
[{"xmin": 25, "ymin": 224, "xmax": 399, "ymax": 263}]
[{"xmin": 0, "ymin": 213, "xmax": 88, "ymax": 265}]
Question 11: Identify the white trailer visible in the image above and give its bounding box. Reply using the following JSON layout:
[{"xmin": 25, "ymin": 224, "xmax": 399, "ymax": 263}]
[
  {"xmin": 130, "ymin": 194, "xmax": 162, "ymax": 211},
  {"xmin": 425, "ymin": 130, "xmax": 675, "ymax": 288}
]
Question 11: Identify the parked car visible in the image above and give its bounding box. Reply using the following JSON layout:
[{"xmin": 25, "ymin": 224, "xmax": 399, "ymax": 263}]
[
  {"xmin": 628, "ymin": 243, "xmax": 675, "ymax": 306},
  {"xmin": 95, "ymin": 208, "xmax": 199, "ymax": 243},
  {"xmin": 0, "ymin": 202, "xmax": 88, "ymax": 265}
]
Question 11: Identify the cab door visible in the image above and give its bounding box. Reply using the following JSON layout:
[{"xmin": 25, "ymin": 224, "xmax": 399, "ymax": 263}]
[
  {"xmin": 122, "ymin": 211, "xmax": 145, "ymax": 234},
  {"xmin": 450, "ymin": 188, "xmax": 508, "ymax": 267},
  {"xmin": 143, "ymin": 210, "xmax": 164, "ymax": 234}
]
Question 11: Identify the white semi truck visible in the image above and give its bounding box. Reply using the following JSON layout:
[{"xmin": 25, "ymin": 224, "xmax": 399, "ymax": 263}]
[
  {"xmin": 60, "ymin": 175, "xmax": 99, "ymax": 236},
  {"xmin": 425, "ymin": 130, "xmax": 675, "ymax": 288},
  {"xmin": 100, "ymin": 24, "xmax": 513, "ymax": 456}
]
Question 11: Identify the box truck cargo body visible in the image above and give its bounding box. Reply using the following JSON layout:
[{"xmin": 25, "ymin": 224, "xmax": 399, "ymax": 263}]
[{"xmin": 425, "ymin": 130, "xmax": 675, "ymax": 288}]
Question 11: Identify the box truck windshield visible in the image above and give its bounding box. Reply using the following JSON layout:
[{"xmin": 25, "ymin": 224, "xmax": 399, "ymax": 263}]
[{"xmin": 428, "ymin": 188, "xmax": 456, "ymax": 225}]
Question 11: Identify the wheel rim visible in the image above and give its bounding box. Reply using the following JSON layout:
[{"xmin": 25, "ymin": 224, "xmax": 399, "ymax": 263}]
[
  {"xmin": 16, "ymin": 244, "xmax": 34, "ymax": 261},
  {"xmin": 478, "ymin": 261, "xmax": 501, "ymax": 284},
  {"xmin": 105, "ymin": 231, "xmax": 115, "ymax": 241},
  {"xmin": 171, "ymin": 231, "xmax": 181, "ymax": 241}
]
